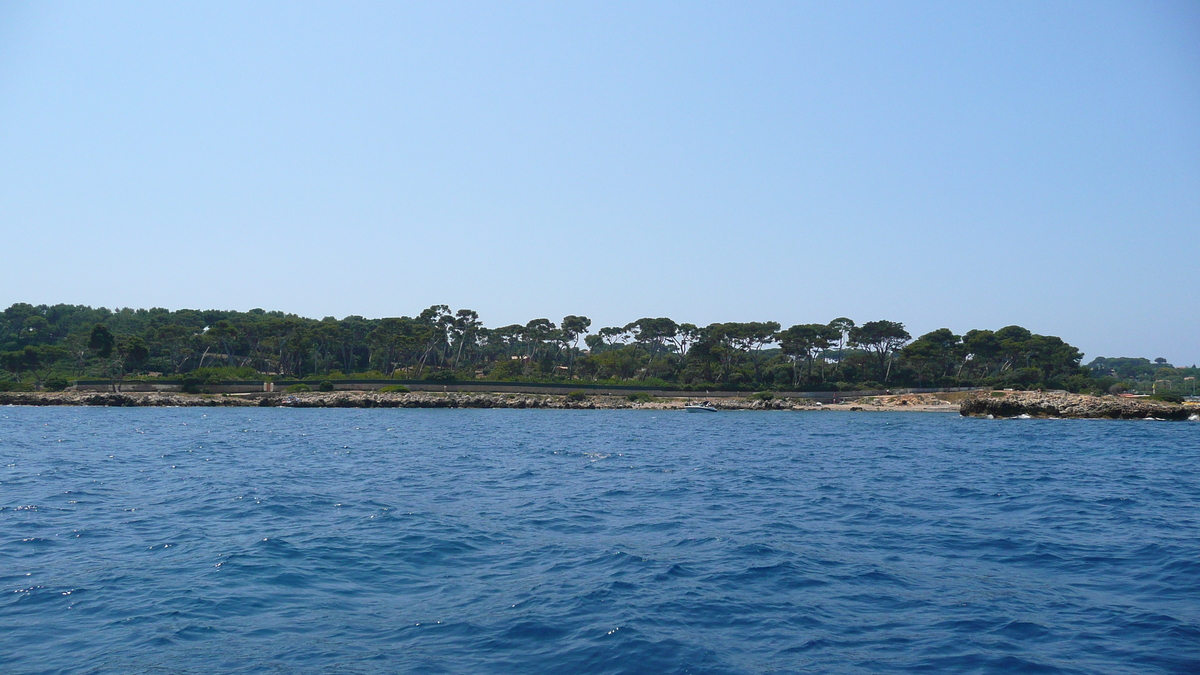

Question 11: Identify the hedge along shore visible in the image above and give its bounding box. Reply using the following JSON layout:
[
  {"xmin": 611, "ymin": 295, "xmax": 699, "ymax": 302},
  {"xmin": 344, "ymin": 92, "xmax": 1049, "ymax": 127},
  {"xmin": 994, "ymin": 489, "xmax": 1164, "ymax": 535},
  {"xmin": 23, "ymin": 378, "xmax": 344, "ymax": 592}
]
[
  {"xmin": 0, "ymin": 390, "xmax": 963, "ymax": 411},
  {"xmin": 959, "ymin": 390, "xmax": 1200, "ymax": 420}
]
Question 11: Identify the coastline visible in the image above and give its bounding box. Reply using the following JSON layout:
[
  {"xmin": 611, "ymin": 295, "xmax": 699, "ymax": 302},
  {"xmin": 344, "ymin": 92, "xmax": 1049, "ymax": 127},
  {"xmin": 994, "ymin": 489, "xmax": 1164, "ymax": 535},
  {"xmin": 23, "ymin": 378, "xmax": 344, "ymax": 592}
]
[
  {"xmin": 959, "ymin": 390, "xmax": 1199, "ymax": 420},
  {"xmin": 7, "ymin": 390, "xmax": 1191, "ymax": 419},
  {"xmin": 0, "ymin": 390, "xmax": 960, "ymax": 411}
]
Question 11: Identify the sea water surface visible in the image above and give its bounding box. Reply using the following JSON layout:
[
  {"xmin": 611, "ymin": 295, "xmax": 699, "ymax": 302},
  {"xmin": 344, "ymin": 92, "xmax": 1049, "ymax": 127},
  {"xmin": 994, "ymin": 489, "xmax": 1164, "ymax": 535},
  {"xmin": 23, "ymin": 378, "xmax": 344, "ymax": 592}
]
[{"xmin": 1, "ymin": 408, "xmax": 1198, "ymax": 674}]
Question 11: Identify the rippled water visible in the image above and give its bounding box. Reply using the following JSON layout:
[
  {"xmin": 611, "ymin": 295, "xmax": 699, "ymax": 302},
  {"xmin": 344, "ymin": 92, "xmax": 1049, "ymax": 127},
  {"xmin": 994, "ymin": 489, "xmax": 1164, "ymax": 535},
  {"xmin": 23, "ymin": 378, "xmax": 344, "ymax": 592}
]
[{"xmin": 1, "ymin": 408, "xmax": 1198, "ymax": 674}]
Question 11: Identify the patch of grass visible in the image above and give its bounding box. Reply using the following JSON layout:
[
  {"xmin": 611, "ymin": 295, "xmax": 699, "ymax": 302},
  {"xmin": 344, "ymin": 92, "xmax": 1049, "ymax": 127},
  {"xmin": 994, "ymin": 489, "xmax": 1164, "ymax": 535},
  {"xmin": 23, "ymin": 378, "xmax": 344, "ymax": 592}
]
[
  {"xmin": 566, "ymin": 391, "xmax": 588, "ymax": 402},
  {"xmin": 379, "ymin": 385, "xmax": 411, "ymax": 393},
  {"xmin": 286, "ymin": 383, "xmax": 312, "ymax": 393}
]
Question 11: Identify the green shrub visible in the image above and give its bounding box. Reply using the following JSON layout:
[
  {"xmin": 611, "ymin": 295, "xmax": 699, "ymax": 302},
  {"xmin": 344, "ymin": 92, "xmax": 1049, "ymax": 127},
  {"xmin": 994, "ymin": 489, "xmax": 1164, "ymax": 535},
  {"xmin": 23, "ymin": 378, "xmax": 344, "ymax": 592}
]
[
  {"xmin": 633, "ymin": 377, "xmax": 672, "ymax": 389},
  {"xmin": 0, "ymin": 381, "xmax": 34, "ymax": 392},
  {"xmin": 351, "ymin": 370, "xmax": 388, "ymax": 380},
  {"xmin": 487, "ymin": 359, "xmax": 521, "ymax": 381},
  {"xmin": 749, "ymin": 391, "xmax": 774, "ymax": 401},
  {"xmin": 318, "ymin": 380, "xmax": 334, "ymax": 392},
  {"xmin": 187, "ymin": 366, "xmax": 258, "ymax": 382},
  {"xmin": 625, "ymin": 392, "xmax": 656, "ymax": 402},
  {"xmin": 423, "ymin": 370, "xmax": 456, "ymax": 382},
  {"xmin": 566, "ymin": 391, "xmax": 588, "ymax": 402},
  {"xmin": 380, "ymin": 384, "xmax": 411, "ymax": 393},
  {"xmin": 1150, "ymin": 393, "xmax": 1184, "ymax": 404},
  {"xmin": 43, "ymin": 377, "xmax": 70, "ymax": 392},
  {"xmin": 1062, "ymin": 374, "xmax": 1094, "ymax": 393},
  {"xmin": 286, "ymin": 383, "xmax": 312, "ymax": 393}
]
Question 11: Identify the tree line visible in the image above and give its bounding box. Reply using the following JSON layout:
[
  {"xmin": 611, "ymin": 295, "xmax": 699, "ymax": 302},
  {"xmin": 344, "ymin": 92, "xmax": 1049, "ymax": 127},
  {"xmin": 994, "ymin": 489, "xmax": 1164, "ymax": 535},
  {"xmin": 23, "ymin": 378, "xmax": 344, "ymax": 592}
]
[
  {"xmin": 1085, "ymin": 356, "xmax": 1199, "ymax": 397},
  {"xmin": 0, "ymin": 302, "xmax": 1115, "ymax": 393}
]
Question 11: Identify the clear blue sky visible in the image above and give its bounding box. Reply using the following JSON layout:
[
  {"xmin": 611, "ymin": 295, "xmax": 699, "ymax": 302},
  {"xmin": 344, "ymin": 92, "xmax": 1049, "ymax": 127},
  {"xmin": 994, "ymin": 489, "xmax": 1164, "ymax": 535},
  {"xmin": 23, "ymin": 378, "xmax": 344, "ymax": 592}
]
[{"xmin": 2, "ymin": 1, "xmax": 1197, "ymax": 364}]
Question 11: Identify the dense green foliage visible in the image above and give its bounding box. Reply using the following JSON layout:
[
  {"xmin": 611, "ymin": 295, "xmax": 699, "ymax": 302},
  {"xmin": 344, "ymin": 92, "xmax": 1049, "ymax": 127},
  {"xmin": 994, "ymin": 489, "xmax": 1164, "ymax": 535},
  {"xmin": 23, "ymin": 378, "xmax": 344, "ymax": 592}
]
[
  {"xmin": 0, "ymin": 301, "xmax": 1150, "ymax": 394},
  {"xmin": 1086, "ymin": 356, "xmax": 1199, "ymax": 396}
]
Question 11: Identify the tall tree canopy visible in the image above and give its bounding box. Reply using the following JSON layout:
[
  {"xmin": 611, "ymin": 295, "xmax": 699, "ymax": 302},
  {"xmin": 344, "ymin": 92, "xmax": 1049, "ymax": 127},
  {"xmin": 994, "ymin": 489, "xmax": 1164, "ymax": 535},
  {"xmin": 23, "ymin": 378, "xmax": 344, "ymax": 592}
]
[{"xmin": 0, "ymin": 302, "xmax": 1124, "ymax": 393}]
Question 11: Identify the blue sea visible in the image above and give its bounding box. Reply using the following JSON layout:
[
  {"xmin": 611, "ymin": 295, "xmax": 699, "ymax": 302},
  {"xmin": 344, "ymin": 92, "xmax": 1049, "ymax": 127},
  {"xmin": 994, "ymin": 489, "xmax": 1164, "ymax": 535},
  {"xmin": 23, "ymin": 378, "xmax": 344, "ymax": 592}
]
[{"xmin": 1, "ymin": 408, "xmax": 1198, "ymax": 674}]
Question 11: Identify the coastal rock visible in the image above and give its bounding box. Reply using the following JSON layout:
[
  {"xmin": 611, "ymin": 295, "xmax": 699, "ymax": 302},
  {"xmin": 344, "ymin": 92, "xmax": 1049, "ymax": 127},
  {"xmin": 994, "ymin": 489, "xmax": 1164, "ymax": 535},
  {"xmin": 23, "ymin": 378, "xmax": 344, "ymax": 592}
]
[
  {"xmin": 0, "ymin": 391, "xmax": 255, "ymax": 407},
  {"xmin": 847, "ymin": 393, "xmax": 957, "ymax": 409},
  {"xmin": 959, "ymin": 391, "xmax": 1197, "ymax": 420},
  {"xmin": 0, "ymin": 390, "xmax": 825, "ymax": 410},
  {"xmin": 256, "ymin": 392, "xmax": 825, "ymax": 410}
]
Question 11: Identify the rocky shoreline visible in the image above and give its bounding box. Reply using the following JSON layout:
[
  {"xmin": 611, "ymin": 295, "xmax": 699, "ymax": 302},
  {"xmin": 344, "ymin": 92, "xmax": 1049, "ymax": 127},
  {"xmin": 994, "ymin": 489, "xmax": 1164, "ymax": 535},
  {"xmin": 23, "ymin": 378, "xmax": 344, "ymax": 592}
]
[
  {"xmin": 0, "ymin": 391, "xmax": 252, "ymax": 407},
  {"xmin": 0, "ymin": 390, "xmax": 958, "ymax": 411},
  {"xmin": 959, "ymin": 391, "xmax": 1199, "ymax": 420},
  {"xmin": 9, "ymin": 390, "xmax": 1190, "ymax": 419},
  {"xmin": 257, "ymin": 392, "xmax": 826, "ymax": 410},
  {"xmin": 0, "ymin": 390, "xmax": 830, "ymax": 410}
]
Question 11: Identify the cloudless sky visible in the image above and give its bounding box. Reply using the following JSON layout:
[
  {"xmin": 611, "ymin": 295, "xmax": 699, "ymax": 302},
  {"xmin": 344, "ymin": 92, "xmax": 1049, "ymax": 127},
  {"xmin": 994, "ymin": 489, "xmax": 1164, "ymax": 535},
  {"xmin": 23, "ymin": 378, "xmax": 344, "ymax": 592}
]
[{"xmin": 1, "ymin": 1, "xmax": 1197, "ymax": 363}]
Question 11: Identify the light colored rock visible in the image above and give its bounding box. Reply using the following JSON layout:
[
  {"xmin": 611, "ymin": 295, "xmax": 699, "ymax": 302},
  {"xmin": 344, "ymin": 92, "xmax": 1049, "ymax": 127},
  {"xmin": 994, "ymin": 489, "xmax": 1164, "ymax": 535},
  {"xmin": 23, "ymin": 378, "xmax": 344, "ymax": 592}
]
[{"xmin": 959, "ymin": 391, "xmax": 1197, "ymax": 420}]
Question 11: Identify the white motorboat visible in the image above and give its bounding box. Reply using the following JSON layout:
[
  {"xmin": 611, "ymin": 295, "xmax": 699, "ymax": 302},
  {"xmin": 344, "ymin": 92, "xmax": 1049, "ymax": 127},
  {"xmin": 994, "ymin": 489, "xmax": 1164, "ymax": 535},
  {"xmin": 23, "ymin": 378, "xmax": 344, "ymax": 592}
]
[{"xmin": 684, "ymin": 404, "xmax": 718, "ymax": 412}]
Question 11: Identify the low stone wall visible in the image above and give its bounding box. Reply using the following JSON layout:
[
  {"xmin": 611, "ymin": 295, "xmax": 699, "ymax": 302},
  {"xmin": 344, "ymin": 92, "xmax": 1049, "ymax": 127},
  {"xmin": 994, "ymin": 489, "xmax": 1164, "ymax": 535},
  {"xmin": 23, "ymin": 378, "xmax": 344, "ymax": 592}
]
[
  {"xmin": 71, "ymin": 380, "xmax": 981, "ymax": 400},
  {"xmin": 73, "ymin": 382, "xmax": 268, "ymax": 394}
]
